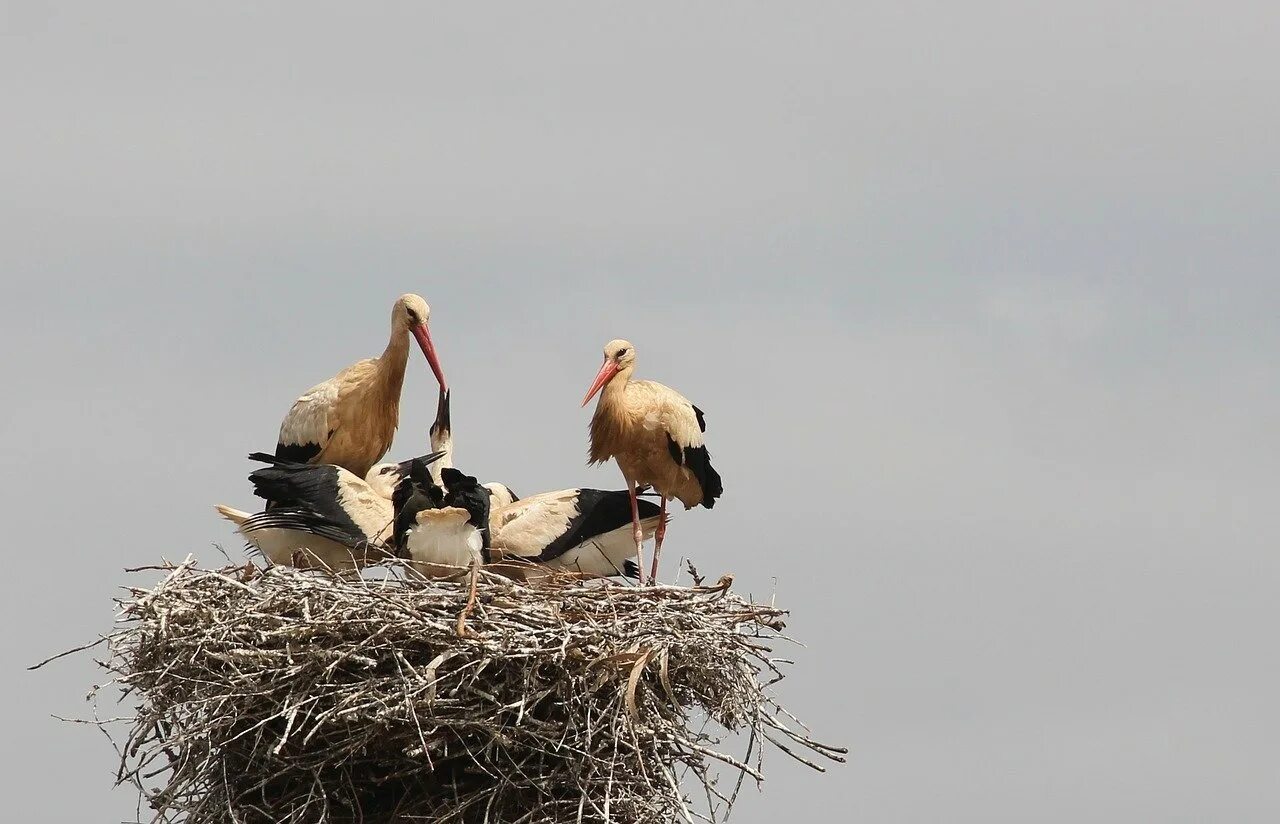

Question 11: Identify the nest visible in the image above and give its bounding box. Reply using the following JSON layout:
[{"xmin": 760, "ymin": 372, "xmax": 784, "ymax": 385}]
[{"xmin": 61, "ymin": 558, "xmax": 844, "ymax": 824}]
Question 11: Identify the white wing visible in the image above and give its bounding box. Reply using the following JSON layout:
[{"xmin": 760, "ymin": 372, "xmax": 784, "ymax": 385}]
[
  {"xmin": 490, "ymin": 490, "xmax": 580, "ymax": 558},
  {"xmin": 276, "ymin": 378, "xmax": 340, "ymax": 462},
  {"xmin": 632, "ymin": 380, "xmax": 706, "ymax": 449},
  {"xmin": 334, "ymin": 469, "xmax": 395, "ymax": 544}
]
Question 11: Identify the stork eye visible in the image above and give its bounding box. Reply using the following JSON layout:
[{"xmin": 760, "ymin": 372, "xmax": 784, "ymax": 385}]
[
  {"xmin": 405, "ymin": 308, "xmax": 420, "ymax": 323},
  {"xmin": 615, "ymin": 348, "xmax": 627, "ymax": 358}
]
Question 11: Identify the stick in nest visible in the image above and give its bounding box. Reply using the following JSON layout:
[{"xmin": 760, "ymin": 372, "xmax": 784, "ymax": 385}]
[{"xmin": 41, "ymin": 559, "xmax": 846, "ymax": 824}]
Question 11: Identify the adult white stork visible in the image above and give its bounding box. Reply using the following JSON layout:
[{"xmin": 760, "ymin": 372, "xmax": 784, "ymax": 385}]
[
  {"xmin": 487, "ymin": 488, "xmax": 664, "ymax": 580},
  {"xmin": 215, "ymin": 451, "xmax": 444, "ymax": 571},
  {"xmin": 393, "ymin": 459, "xmax": 490, "ymax": 635},
  {"xmin": 581, "ymin": 339, "xmax": 723, "ymax": 583},
  {"xmin": 274, "ymin": 294, "xmax": 448, "ymax": 479},
  {"xmin": 421, "ymin": 387, "xmax": 520, "ymax": 504}
]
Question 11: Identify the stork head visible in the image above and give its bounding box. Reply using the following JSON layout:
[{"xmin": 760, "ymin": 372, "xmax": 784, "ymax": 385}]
[
  {"xmin": 393, "ymin": 293, "xmax": 448, "ymax": 391},
  {"xmin": 366, "ymin": 450, "xmax": 447, "ymax": 501},
  {"xmin": 365, "ymin": 462, "xmax": 405, "ymax": 500},
  {"xmin": 581, "ymin": 339, "xmax": 636, "ymax": 406}
]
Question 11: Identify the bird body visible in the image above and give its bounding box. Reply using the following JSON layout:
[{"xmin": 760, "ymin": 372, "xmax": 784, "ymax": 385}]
[
  {"xmin": 398, "ymin": 507, "xmax": 483, "ymax": 578},
  {"xmin": 588, "ymin": 378, "xmax": 716, "ymax": 509},
  {"xmin": 216, "ymin": 451, "xmax": 443, "ymax": 571},
  {"xmin": 393, "ymin": 461, "xmax": 490, "ymax": 634},
  {"xmin": 274, "ymin": 294, "xmax": 447, "ymax": 478},
  {"xmin": 215, "ymin": 504, "xmax": 376, "ymax": 572},
  {"xmin": 582, "ymin": 339, "xmax": 722, "ymax": 583},
  {"xmin": 489, "ymin": 488, "xmax": 662, "ymax": 577},
  {"xmin": 393, "ymin": 463, "xmax": 490, "ymax": 580}
]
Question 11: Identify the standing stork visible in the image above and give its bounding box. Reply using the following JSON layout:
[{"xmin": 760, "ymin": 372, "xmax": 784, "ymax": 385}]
[
  {"xmin": 581, "ymin": 339, "xmax": 723, "ymax": 583},
  {"xmin": 274, "ymin": 294, "xmax": 448, "ymax": 479}
]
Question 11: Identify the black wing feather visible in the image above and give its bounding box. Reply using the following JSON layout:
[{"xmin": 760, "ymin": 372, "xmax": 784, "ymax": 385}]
[
  {"xmin": 275, "ymin": 441, "xmax": 322, "ymax": 464},
  {"xmin": 238, "ymin": 508, "xmax": 375, "ymax": 549},
  {"xmin": 246, "ymin": 463, "xmax": 374, "ymax": 544},
  {"xmin": 534, "ymin": 490, "xmax": 661, "ymax": 564},
  {"xmin": 441, "ymin": 468, "xmax": 492, "ymax": 556},
  {"xmin": 392, "ymin": 457, "xmax": 447, "ymax": 556}
]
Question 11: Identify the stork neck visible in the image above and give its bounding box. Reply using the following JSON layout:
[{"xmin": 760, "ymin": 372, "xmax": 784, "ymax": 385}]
[
  {"xmin": 429, "ymin": 436, "xmax": 452, "ymax": 486},
  {"xmin": 378, "ymin": 327, "xmax": 411, "ymax": 391},
  {"xmin": 599, "ymin": 364, "xmax": 633, "ymax": 405}
]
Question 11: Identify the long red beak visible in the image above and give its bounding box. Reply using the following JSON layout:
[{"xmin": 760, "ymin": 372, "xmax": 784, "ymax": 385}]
[
  {"xmin": 581, "ymin": 359, "xmax": 619, "ymax": 407},
  {"xmin": 411, "ymin": 323, "xmax": 448, "ymax": 392}
]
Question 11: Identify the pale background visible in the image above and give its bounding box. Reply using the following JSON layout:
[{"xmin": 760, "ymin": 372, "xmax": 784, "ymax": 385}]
[{"xmin": 2, "ymin": 3, "xmax": 1278, "ymax": 821}]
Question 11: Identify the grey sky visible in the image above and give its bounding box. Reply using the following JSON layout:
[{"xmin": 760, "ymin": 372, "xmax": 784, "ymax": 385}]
[{"xmin": 3, "ymin": 2, "xmax": 1278, "ymax": 821}]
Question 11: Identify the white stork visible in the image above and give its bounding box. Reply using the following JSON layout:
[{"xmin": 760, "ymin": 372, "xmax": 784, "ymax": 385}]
[
  {"xmin": 581, "ymin": 339, "xmax": 723, "ymax": 583},
  {"xmin": 487, "ymin": 488, "xmax": 664, "ymax": 580},
  {"xmin": 393, "ymin": 459, "xmax": 490, "ymax": 635},
  {"xmin": 274, "ymin": 293, "xmax": 448, "ymax": 479},
  {"xmin": 421, "ymin": 387, "xmax": 520, "ymax": 504},
  {"xmin": 215, "ymin": 451, "xmax": 444, "ymax": 571}
]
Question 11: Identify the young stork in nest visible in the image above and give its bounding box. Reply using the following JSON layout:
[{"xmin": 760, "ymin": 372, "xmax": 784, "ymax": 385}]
[
  {"xmin": 273, "ymin": 294, "xmax": 448, "ymax": 479},
  {"xmin": 393, "ymin": 459, "xmax": 491, "ymax": 635},
  {"xmin": 362, "ymin": 388, "xmax": 520, "ymax": 509},
  {"xmin": 581, "ymin": 339, "xmax": 723, "ymax": 583},
  {"xmin": 426, "ymin": 387, "xmax": 520, "ymax": 505},
  {"xmin": 487, "ymin": 489, "xmax": 664, "ymax": 580},
  {"xmin": 216, "ymin": 451, "xmax": 445, "ymax": 571}
]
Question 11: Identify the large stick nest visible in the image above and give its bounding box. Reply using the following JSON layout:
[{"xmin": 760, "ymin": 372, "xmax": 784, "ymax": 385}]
[{"xmin": 71, "ymin": 558, "xmax": 844, "ymax": 823}]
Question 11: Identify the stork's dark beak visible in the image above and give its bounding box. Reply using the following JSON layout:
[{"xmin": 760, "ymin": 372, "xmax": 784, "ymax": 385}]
[
  {"xmin": 431, "ymin": 388, "xmax": 451, "ymax": 436},
  {"xmin": 581, "ymin": 359, "xmax": 620, "ymax": 407},
  {"xmin": 411, "ymin": 323, "xmax": 448, "ymax": 391}
]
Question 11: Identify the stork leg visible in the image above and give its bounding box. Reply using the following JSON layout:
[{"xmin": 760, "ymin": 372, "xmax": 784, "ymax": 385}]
[
  {"xmin": 649, "ymin": 495, "xmax": 669, "ymax": 583},
  {"xmin": 627, "ymin": 481, "xmax": 646, "ymax": 585},
  {"xmin": 456, "ymin": 556, "xmax": 480, "ymax": 637}
]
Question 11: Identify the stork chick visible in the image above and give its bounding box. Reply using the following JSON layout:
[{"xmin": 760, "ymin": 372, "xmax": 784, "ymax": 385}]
[
  {"xmin": 423, "ymin": 387, "xmax": 520, "ymax": 502},
  {"xmin": 216, "ymin": 450, "xmax": 444, "ymax": 571},
  {"xmin": 488, "ymin": 488, "xmax": 664, "ymax": 580},
  {"xmin": 581, "ymin": 339, "xmax": 723, "ymax": 583},
  {"xmin": 393, "ymin": 461, "xmax": 490, "ymax": 635}
]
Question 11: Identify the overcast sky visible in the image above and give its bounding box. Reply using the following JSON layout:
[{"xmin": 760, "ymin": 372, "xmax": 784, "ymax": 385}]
[{"xmin": 3, "ymin": 3, "xmax": 1278, "ymax": 821}]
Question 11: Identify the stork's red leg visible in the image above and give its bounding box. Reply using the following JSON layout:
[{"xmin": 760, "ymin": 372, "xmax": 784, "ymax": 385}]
[
  {"xmin": 628, "ymin": 482, "xmax": 646, "ymax": 585},
  {"xmin": 649, "ymin": 495, "xmax": 668, "ymax": 583}
]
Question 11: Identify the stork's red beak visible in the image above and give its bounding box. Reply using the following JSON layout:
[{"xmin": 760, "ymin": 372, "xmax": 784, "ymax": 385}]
[
  {"xmin": 411, "ymin": 323, "xmax": 448, "ymax": 392},
  {"xmin": 581, "ymin": 359, "xmax": 619, "ymax": 407}
]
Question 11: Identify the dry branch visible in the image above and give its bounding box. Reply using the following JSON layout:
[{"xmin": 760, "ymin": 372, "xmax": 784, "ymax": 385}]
[{"xmin": 56, "ymin": 559, "xmax": 844, "ymax": 823}]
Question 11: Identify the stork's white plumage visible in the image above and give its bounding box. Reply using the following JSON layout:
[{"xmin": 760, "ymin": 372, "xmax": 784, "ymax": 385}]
[
  {"xmin": 398, "ymin": 508, "xmax": 484, "ymax": 577},
  {"xmin": 484, "ymin": 482, "xmax": 520, "ymax": 509},
  {"xmin": 273, "ymin": 294, "xmax": 448, "ymax": 479},
  {"xmin": 216, "ymin": 451, "xmax": 444, "ymax": 571},
  {"xmin": 488, "ymin": 488, "xmax": 663, "ymax": 579},
  {"xmin": 393, "ymin": 461, "xmax": 491, "ymax": 635},
  {"xmin": 581, "ymin": 339, "xmax": 723, "ymax": 583}
]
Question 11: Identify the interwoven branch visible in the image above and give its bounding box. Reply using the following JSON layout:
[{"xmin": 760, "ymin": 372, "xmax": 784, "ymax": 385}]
[{"xmin": 70, "ymin": 558, "xmax": 844, "ymax": 823}]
